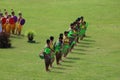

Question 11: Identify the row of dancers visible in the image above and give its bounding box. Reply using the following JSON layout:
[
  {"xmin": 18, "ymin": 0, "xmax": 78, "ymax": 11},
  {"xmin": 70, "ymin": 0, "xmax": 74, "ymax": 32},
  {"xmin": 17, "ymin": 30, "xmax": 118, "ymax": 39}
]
[
  {"xmin": 0, "ymin": 9, "xmax": 25, "ymax": 35},
  {"xmin": 39, "ymin": 16, "xmax": 88, "ymax": 71}
]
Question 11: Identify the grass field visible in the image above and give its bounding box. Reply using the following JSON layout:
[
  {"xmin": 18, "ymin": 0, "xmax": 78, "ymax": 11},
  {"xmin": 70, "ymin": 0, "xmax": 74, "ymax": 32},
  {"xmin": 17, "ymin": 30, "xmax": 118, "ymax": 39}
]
[{"xmin": 0, "ymin": 0, "xmax": 120, "ymax": 80}]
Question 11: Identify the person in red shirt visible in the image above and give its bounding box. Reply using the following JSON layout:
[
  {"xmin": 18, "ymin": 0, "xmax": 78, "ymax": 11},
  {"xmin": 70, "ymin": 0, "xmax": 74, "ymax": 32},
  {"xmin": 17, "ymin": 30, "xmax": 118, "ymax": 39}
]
[
  {"xmin": 4, "ymin": 9, "xmax": 8, "ymax": 18},
  {"xmin": 0, "ymin": 13, "xmax": 6, "ymax": 32},
  {"xmin": 10, "ymin": 9, "xmax": 16, "ymax": 34},
  {"xmin": 1, "ymin": 9, "xmax": 9, "ymax": 33},
  {"xmin": 5, "ymin": 15, "xmax": 11, "ymax": 34}
]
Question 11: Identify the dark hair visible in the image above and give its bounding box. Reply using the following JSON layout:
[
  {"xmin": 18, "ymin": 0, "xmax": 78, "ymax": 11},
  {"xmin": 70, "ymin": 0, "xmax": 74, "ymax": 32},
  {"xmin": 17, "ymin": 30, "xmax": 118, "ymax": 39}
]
[
  {"xmin": 76, "ymin": 19, "xmax": 79, "ymax": 22},
  {"xmin": 50, "ymin": 36, "xmax": 54, "ymax": 41},
  {"xmin": 18, "ymin": 13, "xmax": 22, "ymax": 16},
  {"xmin": 76, "ymin": 17, "xmax": 81, "ymax": 22},
  {"xmin": 59, "ymin": 37, "xmax": 63, "ymax": 43},
  {"xmin": 5, "ymin": 12, "xmax": 8, "ymax": 15},
  {"xmin": 8, "ymin": 15, "xmax": 11, "ymax": 17},
  {"xmin": 83, "ymin": 21, "xmax": 86, "ymax": 25},
  {"xmin": 64, "ymin": 31, "xmax": 68, "ymax": 35},
  {"xmin": 77, "ymin": 17, "xmax": 81, "ymax": 21},
  {"xmin": 4, "ymin": 9, "xmax": 7, "ymax": 15},
  {"xmin": 73, "ymin": 21, "xmax": 77, "ymax": 25},
  {"xmin": 70, "ymin": 23, "xmax": 74, "ymax": 26},
  {"xmin": 11, "ymin": 11, "xmax": 15, "ymax": 15},
  {"xmin": 70, "ymin": 23, "xmax": 74, "ymax": 29},
  {"xmin": 46, "ymin": 39, "xmax": 50, "ymax": 44},
  {"xmin": 59, "ymin": 36, "xmax": 63, "ymax": 40},
  {"xmin": 80, "ymin": 16, "xmax": 84, "ymax": 19},
  {"xmin": 59, "ymin": 33, "xmax": 63, "ymax": 38},
  {"xmin": 4, "ymin": 9, "xmax": 6, "ymax": 11}
]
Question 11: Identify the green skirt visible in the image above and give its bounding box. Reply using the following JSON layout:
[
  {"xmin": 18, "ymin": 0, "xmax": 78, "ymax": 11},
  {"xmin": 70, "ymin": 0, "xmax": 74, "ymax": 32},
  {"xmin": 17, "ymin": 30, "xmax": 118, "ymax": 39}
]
[
  {"xmin": 70, "ymin": 41, "xmax": 76, "ymax": 47},
  {"xmin": 51, "ymin": 52, "xmax": 55, "ymax": 58},
  {"xmin": 79, "ymin": 29, "xmax": 86, "ymax": 35},
  {"xmin": 62, "ymin": 44, "xmax": 70, "ymax": 54},
  {"xmin": 55, "ymin": 48, "xmax": 60, "ymax": 53}
]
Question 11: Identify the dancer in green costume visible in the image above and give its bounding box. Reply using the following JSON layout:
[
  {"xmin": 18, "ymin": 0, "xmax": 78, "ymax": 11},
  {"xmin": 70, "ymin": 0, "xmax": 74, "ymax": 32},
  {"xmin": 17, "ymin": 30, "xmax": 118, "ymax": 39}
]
[
  {"xmin": 63, "ymin": 31, "xmax": 70, "ymax": 57},
  {"xmin": 55, "ymin": 37, "xmax": 63, "ymax": 65},
  {"xmin": 43, "ymin": 39, "xmax": 51, "ymax": 71},
  {"xmin": 59, "ymin": 33, "xmax": 63, "ymax": 61},
  {"xmin": 68, "ymin": 23, "xmax": 76, "ymax": 51},
  {"xmin": 49, "ymin": 36, "xmax": 55, "ymax": 67},
  {"xmin": 75, "ymin": 18, "xmax": 81, "ymax": 43}
]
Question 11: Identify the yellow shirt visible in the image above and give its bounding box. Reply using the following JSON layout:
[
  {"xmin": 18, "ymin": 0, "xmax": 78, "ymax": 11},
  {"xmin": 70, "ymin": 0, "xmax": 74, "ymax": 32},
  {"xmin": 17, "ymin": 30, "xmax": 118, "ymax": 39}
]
[
  {"xmin": 50, "ymin": 41, "xmax": 54, "ymax": 50},
  {"xmin": 63, "ymin": 36, "xmax": 69, "ymax": 44}
]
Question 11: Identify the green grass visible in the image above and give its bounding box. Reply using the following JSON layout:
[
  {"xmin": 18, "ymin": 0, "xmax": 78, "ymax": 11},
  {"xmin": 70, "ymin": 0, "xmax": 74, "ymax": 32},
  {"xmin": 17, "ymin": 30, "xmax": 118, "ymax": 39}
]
[{"xmin": 0, "ymin": 0, "xmax": 120, "ymax": 80}]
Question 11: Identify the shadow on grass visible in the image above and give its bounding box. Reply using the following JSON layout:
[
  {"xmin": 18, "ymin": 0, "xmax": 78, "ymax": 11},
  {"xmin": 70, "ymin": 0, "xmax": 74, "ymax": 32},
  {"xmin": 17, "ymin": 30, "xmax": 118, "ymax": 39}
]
[
  {"xmin": 51, "ymin": 71, "xmax": 64, "ymax": 73},
  {"xmin": 85, "ymin": 36, "xmax": 91, "ymax": 38},
  {"xmin": 61, "ymin": 64, "xmax": 73, "ymax": 67},
  {"xmin": 53, "ymin": 66, "xmax": 66, "ymax": 70},
  {"xmin": 0, "ymin": 46, "xmax": 16, "ymax": 49},
  {"xmin": 78, "ymin": 45, "xmax": 93, "ymax": 48},
  {"xmin": 63, "ymin": 60, "xmax": 75, "ymax": 63},
  {"xmin": 80, "ymin": 42, "xmax": 94, "ymax": 45},
  {"xmin": 67, "ymin": 57, "xmax": 81, "ymax": 60},
  {"xmin": 72, "ymin": 51, "xmax": 86, "ymax": 55},
  {"xmin": 74, "ymin": 48, "xmax": 87, "ymax": 51},
  {"xmin": 10, "ymin": 35, "xmax": 24, "ymax": 39},
  {"xmin": 27, "ymin": 41, "xmax": 40, "ymax": 44},
  {"xmin": 83, "ymin": 39, "xmax": 96, "ymax": 42},
  {"xmin": 35, "ymin": 42, "xmax": 40, "ymax": 44},
  {"xmin": 10, "ymin": 46, "xmax": 16, "ymax": 49}
]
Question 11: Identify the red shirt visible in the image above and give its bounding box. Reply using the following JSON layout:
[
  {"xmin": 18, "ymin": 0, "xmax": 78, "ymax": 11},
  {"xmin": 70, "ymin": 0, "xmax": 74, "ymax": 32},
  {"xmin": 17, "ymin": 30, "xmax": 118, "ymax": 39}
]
[
  {"xmin": 9, "ymin": 18, "xmax": 15, "ymax": 24},
  {"xmin": 1, "ymin": 17, "xmax": 6, "ymax": 24}
]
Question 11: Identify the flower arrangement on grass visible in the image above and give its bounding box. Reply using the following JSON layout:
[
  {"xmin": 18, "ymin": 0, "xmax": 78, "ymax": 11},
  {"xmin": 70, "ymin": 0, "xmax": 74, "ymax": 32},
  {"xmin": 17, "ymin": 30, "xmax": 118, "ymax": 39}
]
[{"xmin": 25, "ymin": 30, "xmax": 36, "ymax": 43}]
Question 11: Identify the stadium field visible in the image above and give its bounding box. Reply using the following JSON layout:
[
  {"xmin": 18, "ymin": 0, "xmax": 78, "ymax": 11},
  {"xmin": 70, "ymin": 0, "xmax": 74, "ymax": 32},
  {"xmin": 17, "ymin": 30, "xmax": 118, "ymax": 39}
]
[{"xmin": 0, "ymin": 0, "xmax": 120, "ymax": 80}]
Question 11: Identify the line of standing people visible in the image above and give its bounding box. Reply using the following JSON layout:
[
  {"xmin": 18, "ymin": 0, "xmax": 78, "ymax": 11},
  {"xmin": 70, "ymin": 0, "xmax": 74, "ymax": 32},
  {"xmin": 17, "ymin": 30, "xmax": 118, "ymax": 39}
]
[
  {"xmin": 0, "ymin": 9, "xmax": 25, "ymax": 35},
  {"xmin": 39, "ymin": 16, "xmax": 88, "ymax": 72}
]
